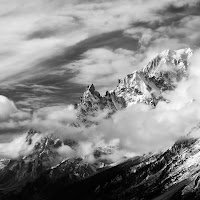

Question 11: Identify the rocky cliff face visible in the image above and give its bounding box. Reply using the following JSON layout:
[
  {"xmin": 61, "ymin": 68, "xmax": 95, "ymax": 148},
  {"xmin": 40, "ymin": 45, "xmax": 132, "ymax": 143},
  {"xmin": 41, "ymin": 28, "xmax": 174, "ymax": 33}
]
[
  {"xmin": 75, "ymin": 84, "xmax": 126, "ymax": 125},
  {"xmin": 0, "ymin": 48, "xmax": 197, "ymax": 200}
]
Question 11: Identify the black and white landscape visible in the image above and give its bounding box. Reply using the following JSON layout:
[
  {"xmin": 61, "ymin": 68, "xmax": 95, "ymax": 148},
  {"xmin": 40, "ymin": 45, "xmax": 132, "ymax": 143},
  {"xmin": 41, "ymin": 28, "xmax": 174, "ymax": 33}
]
[{"xmin": 1, "ymin": 0, "xmax": 200, "ymax": 200}]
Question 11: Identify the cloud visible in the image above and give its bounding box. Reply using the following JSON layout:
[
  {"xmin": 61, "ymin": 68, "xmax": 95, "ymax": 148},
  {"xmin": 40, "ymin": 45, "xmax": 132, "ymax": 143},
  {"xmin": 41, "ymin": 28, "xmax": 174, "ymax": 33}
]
[
  {"xmin": 0, "ymin": 98, "xmax": 79, "ymax": 139},
  {"xmin": 56, "ymin": 144, "xmax": 77, "ymax": 159},
  {"xmin": 30, "ymin": 84, "xmax": 61, "ymax": 94},
  {"xmin": 124, "ymin": 27, "xmax": 159, "ymax": 50},
  {"xmin": 0, "ymin": 95, "xmax": 18, "ymax": 121},
  {"xmin": 80, "ymin": 49, "xmax": 200, "ymax": 154},
  {"xmin": 0, "ymin": 95, "xmax": 31, "ymax": 134},
  {"xmin": 32, "ymin": 104, "xmax": 77, "ymax": 125},
  {"xmin": 66, "ymin": 48, "xmax": 141, "ymax": 94},
  {"xmin": 0, "ymin": 131, "xmax": 42, "ymax": 159},
  {"xmin": 0, "ymin": 0, "xmax": 197, "ymax": 85},
  {"xmin": 0, "ymin": 0, "xmax": 199, "ymax": 115},
  {"xmin": 62, "ymin": 0, "xmax": 200, "ymax": 94},
  {"xmin": 51, "ymin": 49, "xmax": 200, "ymax": 161},
  {"xmin": 0, "ymin": 102, "xmax": 81, "ymax": 159}
]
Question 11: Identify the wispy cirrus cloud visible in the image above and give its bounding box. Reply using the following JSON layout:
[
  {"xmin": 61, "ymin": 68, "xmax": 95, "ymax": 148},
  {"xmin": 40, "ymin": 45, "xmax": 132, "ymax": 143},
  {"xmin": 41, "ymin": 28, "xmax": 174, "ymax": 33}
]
[
  {"xmin": 66, "ymin": 48, "xmax": 141, "ymax": 93},
  {"xmin": 0, "ymin": 0, "xmax": 196, "ymax": 85}
]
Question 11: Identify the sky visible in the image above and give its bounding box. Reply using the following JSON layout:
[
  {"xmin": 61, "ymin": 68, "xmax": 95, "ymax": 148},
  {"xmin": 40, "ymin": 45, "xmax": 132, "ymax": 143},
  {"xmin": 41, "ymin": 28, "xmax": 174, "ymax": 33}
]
[
  {"xmin": 1, "ymin": 0, "xmax": 200, "ymax": 159},
  {"xmin": 0, "ymin": 0, "xmax": 200, "ymax": 109}
]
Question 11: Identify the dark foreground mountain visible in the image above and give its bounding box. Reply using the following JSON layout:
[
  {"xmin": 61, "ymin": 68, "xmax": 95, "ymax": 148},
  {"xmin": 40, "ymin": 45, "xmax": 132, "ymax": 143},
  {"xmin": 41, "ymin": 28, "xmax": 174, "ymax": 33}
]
[
  {"xmin": 3, "ymin": 137, "xmax": 200, "ymax": 200},
  {"xmin": 1, "ymin": 48, "xmax": 199, "ymax": 200}
]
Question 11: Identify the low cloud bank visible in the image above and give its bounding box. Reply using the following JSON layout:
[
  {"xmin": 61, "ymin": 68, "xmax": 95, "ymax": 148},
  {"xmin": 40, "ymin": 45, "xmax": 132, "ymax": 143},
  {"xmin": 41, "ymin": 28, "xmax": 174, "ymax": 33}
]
[{"xmin": 0, "ymin": 132, "xmax": 42, "ymax": 159}]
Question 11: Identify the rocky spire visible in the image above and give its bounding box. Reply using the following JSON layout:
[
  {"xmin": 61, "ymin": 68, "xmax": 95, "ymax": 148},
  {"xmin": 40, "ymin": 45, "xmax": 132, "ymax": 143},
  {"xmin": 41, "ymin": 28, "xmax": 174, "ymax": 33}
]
[{"xmin": 88, "ymin": 84, "xmax": 95, "ymax": 94}]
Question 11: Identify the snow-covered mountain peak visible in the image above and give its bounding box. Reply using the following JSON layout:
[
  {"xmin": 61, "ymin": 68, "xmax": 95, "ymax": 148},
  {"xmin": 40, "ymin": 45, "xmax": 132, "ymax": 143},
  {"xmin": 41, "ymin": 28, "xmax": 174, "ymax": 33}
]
[
  {"xmin": 114, "ymin": 48, "xmax": 193, "ymax": 105},
  {"xmin": 74, "ymin": 48, "xmax": 194, "ymax": 121},
  {"xmin": 143, "ymin": 47, "xmax": 192, "ymax": 76},
  {"xmin": 157, "ymin": 47, "xmax": 192, "ymax": 60}
]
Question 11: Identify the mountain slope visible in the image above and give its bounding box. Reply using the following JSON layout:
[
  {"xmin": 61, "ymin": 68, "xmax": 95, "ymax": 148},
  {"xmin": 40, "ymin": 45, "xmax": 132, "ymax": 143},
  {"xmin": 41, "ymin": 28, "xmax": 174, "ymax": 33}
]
[{"xmin": 4, "ymin": 137, "xmax": 200, "ymax": 200}]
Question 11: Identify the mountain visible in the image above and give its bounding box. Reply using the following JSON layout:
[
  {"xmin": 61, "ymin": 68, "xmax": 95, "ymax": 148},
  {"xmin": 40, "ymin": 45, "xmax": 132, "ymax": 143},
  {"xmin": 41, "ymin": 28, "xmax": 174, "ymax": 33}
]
[
  {"xmin": 16, "ymin": 137, "xmax": 200, "ymax": 200},
  {"xmin": 75, "ymin": 48, "xmax": 193, "ymax": 123},
  {"xmin": 0, "ymin": 129, "xmax": 99, "ymax": 197},
  {"xmin": 0, "ymin": 47, "xmax": 198, "ymax": 200},
  {"xmin": 75, "ymin": 83, "xmax": 126, "ymax": 125},
  {"xmin": 114, "ymin": 48, "xmax": 192, "ymax": 105}
]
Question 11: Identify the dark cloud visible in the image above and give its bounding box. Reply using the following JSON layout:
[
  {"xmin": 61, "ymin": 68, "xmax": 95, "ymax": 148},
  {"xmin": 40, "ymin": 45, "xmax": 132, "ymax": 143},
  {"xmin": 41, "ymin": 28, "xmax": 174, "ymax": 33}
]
[
  {"xmin": 26, "ymin": 28, "xmax": 58, "ymax": 40},
  {"xmin": 157, "ymin": 1, "xmax": 200, "ymax": 24},
  {"xmin": 164, "ymin": 3, "xmax": 190, "ymax": 14},
  {"xmin": 36, "ymin": 30, "xmax": 138, "ymax": 69}
]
